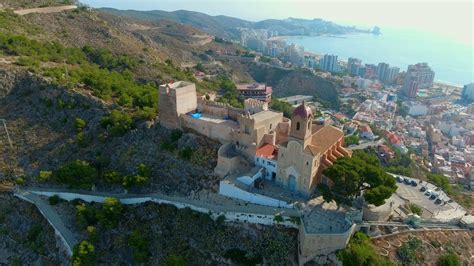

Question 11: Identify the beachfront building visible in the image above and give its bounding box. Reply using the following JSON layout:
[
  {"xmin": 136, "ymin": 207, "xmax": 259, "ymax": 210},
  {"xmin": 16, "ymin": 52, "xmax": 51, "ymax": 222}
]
[
  {"xmin": 236, "ymin": 83, "xmax": 273, "ymax": 102},
  {"xmin": 403, "ymin": 63, "xmax": 435, "ymax": 98}
]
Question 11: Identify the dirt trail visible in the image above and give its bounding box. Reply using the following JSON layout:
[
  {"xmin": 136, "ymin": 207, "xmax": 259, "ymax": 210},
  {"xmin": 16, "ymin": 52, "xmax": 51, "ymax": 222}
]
[{"xmin": 13, "ymin": 5, "xmax": 77, "ymax": 16}]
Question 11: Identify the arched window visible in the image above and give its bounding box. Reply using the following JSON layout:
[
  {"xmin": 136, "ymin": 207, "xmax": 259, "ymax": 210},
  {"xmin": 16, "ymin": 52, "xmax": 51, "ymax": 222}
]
[
  {"xmin": 296, "ymin": 122, "xmax": 300, "ymax": 130},
  {"xmin": 269, "ymin": 123, "xmax": 272, "ymax": 129},
  {"xmin": 308, "ymin": 121, "xmax": 311, "ymax": 129}
]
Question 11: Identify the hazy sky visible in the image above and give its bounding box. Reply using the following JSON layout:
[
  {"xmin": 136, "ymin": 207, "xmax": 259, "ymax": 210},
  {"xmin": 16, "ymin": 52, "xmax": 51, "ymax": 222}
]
[{"xmin": 81, "ymin": 0, "xmax": 473, "ymax": 45}]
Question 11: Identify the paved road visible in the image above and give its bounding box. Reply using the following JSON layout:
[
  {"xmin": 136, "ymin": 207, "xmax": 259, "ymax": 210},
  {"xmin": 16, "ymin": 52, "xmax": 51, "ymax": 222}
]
[
  {"xmin": 14, "ymin": 189, "xmax": 77, "ymax": 256},
  {"xmin": 23, "ymin": 187, "xmax": 299, "ymax": 217},
  {"xmin": 349, "ymin": 138, "xmax": 384, "ymax": 150},
  {"xmin": 14, "ymin": 5, "xmax": 77, "ymax": 15}
]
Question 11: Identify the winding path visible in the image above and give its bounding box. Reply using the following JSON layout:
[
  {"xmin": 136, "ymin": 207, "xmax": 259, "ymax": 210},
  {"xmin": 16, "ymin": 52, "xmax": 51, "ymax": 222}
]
[
  {"xmin": 14, "ymin": 187, "xmax": 300, "ymax": 257},
  {"xmin": 14, "ymin": 189, "xmax": 77, "ymax": 256},
  {"xmin": 13, "ymin": 5, "xmax": 77, "ymax": 16}
]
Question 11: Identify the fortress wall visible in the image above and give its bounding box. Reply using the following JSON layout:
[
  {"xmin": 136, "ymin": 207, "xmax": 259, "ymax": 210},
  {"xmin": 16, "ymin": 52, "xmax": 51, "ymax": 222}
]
[
  {"xmin": 197, "ymin": 101, "xmax": 229, "ymax": 118},
  {"xmin": 214, "ymin": 143, "xmax": 249, "ymax": 177},
  {"xmin": 298, "ymin": 223, "xmax": 356, "ymax": 265},
  {"xmin": 181, "ymin": 115, "xmax": 234, "ymax": 143}
]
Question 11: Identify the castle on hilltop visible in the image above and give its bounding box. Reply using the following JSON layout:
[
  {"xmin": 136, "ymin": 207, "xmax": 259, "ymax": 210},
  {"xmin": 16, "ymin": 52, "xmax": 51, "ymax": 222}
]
[{"xmin": 158, "ymin": 81, "xmax": 351, "ymax": 196}]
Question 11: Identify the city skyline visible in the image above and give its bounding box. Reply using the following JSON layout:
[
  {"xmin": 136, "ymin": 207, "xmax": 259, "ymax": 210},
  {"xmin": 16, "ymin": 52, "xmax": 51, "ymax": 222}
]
[{"xmin": 81, "ymin": 0, "xmax": 473, "ymax": 45}]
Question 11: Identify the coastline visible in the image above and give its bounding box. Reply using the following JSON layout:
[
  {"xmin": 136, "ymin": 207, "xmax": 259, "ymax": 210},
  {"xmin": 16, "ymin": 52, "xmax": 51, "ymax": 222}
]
[{"xmin": 283, "ymin": 34, "xmax": 472, "ymax": 86}]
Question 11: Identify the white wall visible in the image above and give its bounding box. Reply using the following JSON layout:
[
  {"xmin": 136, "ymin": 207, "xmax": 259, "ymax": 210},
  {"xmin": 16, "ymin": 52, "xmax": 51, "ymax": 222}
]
[
  {"xmin": 255, "ymin": 156, "xmax": 278, "ymax": 180},
  {"xmin": 28, "ymin": 190, "xmax": 297, "ymax": 227},
  {"xmin": 219, "ymin": 181, "xmax": 292, "ymax": 208}
]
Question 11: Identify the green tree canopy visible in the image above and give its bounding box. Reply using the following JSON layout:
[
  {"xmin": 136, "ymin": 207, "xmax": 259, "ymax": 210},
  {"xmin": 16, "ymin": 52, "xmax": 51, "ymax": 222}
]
[
  {"xmin": 54, "ymin": 160, "xmax": 98, "ymax": 189},
  {"xmin": 438, "ymin": 252, "xmax": 461, "ymax": 266},
  {"xmin": 72, "ymin": 240, "xmax": 95, "ymax": 265},
  {"xmin": 321, "ymin": 151, "xmax": 397, "ymax": 206},
  {"xmin": 337, "ymin": 232, "xmax": 394, "ymax": 266},
  {"xmin": 269, "ymin": 98, "xmax": 294, "ymax": 118}
]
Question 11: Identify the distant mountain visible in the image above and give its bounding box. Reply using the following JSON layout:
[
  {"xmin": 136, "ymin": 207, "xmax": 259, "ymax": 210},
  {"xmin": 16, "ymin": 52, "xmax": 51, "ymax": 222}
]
[{"xmin": 100, "ymin": 8, "xmax": 366, "ymax": 40}]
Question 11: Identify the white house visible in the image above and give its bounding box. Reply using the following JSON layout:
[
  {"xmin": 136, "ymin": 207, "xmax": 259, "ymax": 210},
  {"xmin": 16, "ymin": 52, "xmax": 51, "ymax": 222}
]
[{"xmin": 255, "ymin": 144, "xmax": 278, "ymax": 181}]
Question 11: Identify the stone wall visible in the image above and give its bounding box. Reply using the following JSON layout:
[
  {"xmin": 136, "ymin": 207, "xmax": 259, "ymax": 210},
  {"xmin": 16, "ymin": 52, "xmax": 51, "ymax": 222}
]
[
  {"xmin": 181, "ymin": 115, "xmax": 235, "ymax": 143},
  {"xmin": 214, "ymin": 143, "xmax": 250, "ymax": 177},
  {"xmin": 298, "ymin": 223, "xmax": 356, "ymax": 265},
  {"xmin": 219, "ymin": 180, "xmax": 293, "ymax": 208}
]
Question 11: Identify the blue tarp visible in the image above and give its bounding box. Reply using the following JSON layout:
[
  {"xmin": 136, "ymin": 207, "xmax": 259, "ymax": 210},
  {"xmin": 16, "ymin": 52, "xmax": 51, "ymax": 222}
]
[{"xmin": 190, "ymin": 113, "xmax": 202, "ymax": 119}]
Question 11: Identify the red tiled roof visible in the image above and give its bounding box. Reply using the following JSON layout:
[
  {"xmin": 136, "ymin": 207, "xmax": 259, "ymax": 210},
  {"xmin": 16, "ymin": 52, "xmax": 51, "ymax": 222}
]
[
  {"xmin": 256, "ymin": 144, "xmax": 278, "ymax": 160},
  {"xmin": 359, "ymin": 125, "xmax": 372, "ymax": 133},
  {"xmin": 388, "ymin": 134, "xmax": 401, "ymax": 145}
]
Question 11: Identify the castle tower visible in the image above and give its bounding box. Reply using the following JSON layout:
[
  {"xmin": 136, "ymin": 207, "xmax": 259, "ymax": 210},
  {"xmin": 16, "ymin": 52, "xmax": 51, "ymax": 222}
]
[
  {"xmin": 158, "ymin": 81, "xmax": 197, "ymax": 129},
  {"xmin": 289, "ymin": 102, "xmax": 313, "ymax": 148}
]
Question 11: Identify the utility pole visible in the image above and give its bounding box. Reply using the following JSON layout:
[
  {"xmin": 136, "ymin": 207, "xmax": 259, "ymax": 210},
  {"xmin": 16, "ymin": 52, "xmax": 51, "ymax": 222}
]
[
  {"xmin": 1, "ymin": 119, "xmax": 14, "ymax": 178},
  {"xmin": 1, "ymin": 119, "xmax": 13, "ymax": 149}
]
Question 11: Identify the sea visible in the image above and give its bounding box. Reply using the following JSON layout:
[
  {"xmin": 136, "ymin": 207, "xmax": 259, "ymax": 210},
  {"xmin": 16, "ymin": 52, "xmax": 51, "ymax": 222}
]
[{"xmin": 286, "ymin": 28, "xmax": 474, "ymax": 86}]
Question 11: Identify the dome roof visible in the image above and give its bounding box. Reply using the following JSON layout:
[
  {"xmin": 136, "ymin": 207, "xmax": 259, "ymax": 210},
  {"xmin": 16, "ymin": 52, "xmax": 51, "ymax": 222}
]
[{"xmin": 293, "ymin": 102, "xmax": 313, "ymax": 118}]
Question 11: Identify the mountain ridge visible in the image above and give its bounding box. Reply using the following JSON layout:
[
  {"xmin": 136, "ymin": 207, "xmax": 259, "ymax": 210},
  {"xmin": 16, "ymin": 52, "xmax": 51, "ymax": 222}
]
[{"xmin": 100, "ymin": 7, "xmax": 367, "ymax": 40}]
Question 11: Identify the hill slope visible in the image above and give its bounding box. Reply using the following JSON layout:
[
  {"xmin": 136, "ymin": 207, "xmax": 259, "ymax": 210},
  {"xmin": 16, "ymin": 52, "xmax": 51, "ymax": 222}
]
[{"xmin": 100, "ymin": 8, "xmax": 366, "ymax": 40}]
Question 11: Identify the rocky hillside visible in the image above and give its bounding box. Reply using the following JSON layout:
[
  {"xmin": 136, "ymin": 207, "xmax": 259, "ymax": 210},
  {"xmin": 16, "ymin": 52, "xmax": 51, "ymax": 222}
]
[
  {"xmin": 245, "ymin": 63, "xmax": 340, "ymax": 109},
  {"xmin": 0, "ymin": 194, "xmax": 66, "ymax": 265},
  {"xmin": 0, "ymin": 67, "xmax": 220, "ymax": 195}
]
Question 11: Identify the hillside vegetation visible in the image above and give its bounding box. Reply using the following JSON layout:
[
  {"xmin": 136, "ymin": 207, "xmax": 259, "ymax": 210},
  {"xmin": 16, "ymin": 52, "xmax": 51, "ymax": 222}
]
[{"xmin": 245, "ymin": 63, "xmax": 340, "ymax": 109}]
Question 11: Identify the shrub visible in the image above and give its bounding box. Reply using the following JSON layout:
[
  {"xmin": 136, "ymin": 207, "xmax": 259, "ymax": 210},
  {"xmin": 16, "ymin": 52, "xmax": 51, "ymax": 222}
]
[
  {"xmin": 76, "ymin": 132, "xmax": 89, "ymax": 147},
  {"xmin": 75, "ymin": 202, "xmax": 98, "ymax": 228},
  {"xmin": 137, "ymin": 163, "xmax": 151, "ymax": 178},
  {"xmin": 223, "ymin": 248, "xmax": 262, "ymax": 265},
  {"xmin": 72, "ymin": 240, "xmax": 95, "ymax": 265},
  {"xmin": 102, "ymin": 171, "xmax": 122, "ymax": 184},
  {"xmin": 96, "ymin": 197, "xmax": 123, "ymax": 227},
  {"xmin": 100, "ymin": 110, "xmax": 133, "ymax": 137},
  {"xmin": 86, "ymin": 226, "xmax": 97, "ymax": 242},
  {"xmin": 344, "ymin": 135, "xmax": 360, "ymax": 146},
  {"xmin": 48, "ymin": 195, "xmax": 61, "ymax": 205},
  {"xmin": 15, "ymin": 177, "xmax": 25, "ymax": 186},
  {"xmin": 408, "ymin": 203, "xmax": 423, "ymax": 216},
  {"xmin": 160, "ymin": 140, "xmax": 177, "ymax": 152},
  {"xmin": 54, "ymin": 160, "xmax": 98, "ymax": 189},
  {"xmin": 338, "ymin": 232, "xmax": 394, "ymax": 266},
  {"xmin": 164, "ymin": 255, "xmax": 187, "ymax": 266},
  {"xmin": 129, "ymin": 230, "xmax": 150, "ymax": 263},
  {"xmin": 122, "ymin": 175, "xmax": 149, "ymax": 190},
  {"xmin": 74, "ymin": 118, "xmax": 87, "ymax": 132},
  {"xmin": 170, "ymin": 129, "xmax": 183, "ymax": 142},
  {"xmin": 397, "ymin": 236, "xmax": 423, "ymax": 263},
  {"xmin": 37, "ymin": 171, "xmax": 52, "ymax": 183},
  {"xmin": 439, "ymin": 252, "xmax": 461, "ymax": 266},
  {"xmin": 179, "ymin": 147, "xmax": 194, "ymax": 160}
]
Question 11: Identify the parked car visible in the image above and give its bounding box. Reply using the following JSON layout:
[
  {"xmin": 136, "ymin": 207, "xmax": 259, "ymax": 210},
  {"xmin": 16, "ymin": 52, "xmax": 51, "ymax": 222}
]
[
  {"xmin": 430, "ymin": 192, "xmax": 439, "ymax": 200},
  {"xmin": 403, "ymin": 178, "xmax": 411, "ymax": 184},
  {"xmin": 410, "ymin": 180, "xmax": 418, "ymax": 186},
  {"xmin": 396, "ymin": 176, "xmax": 403, "ymax": 183},
  {"xmin": 435, "ymin": 198, "xmax": 443, "ymax": 205},
  {"xmin": 447, "ymin": 199, "xmax": 454, "ymax": 203},
  {"xmin": 425, "ymin": 190, "xmax": 432, "ymax": 196},
  {"xmin": 420, "ymin": 186, "xmax": 427, "ymax": 192}
]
